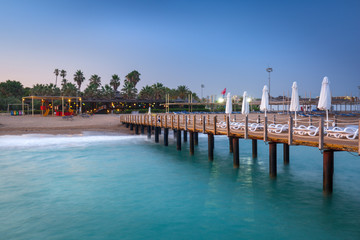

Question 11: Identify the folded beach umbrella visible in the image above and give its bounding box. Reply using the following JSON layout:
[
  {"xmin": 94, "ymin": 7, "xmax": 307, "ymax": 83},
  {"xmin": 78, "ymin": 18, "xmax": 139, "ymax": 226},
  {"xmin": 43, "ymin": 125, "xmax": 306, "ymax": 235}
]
[
  {"xmin": 241, "ymin": 91, "xmax": 249, "ymax": 115},
  {"xmin": 260, "ymin": 85, "xmax": 270, "ymax": 117},
  {"xmin": 148, "ymin": 107, "xmax": 151, "ymax": 115},
  {"xmin": 317, "ymin": 76, "xmax": 331, "ymax": 127},
  {"xmin": 290, "ymin": 82, "xmax": 300, "ymax": 124},
  {"xmin": 225, "ymin": 92, "xmax": 232, "ymax": 114}
]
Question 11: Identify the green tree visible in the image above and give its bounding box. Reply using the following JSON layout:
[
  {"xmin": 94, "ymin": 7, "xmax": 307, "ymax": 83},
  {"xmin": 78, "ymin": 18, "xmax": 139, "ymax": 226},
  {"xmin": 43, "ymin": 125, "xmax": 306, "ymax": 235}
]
[
  {"xmin": 151, "ymin": 82, "xmax": 166, "ymax": 100},
  {"xmin": 83, "ymin": 83, "xmax": 101, "ymax": 99},
  {"xmin": 110, "ymin": 74, "xmax": 120, "ymax": 92},
  {"xmin": 138, "ymin": 85, "xmax": 153, "ymax": 100},
  {"xmin": 125, "ymin": 70, "xmax": 141, "ymax": 87},
  {"xmin": 31, "ymin": 83, "xmax": 60, "ymax": 96},
  {"xmin": 61, "ymin": 82, "xmax": 77, "ymax": 96},
  {"xmin": 121, "ymin": 80, "xmax": 137, "ymax": 99},
  {"xmin": 101, "ymin": 84, "xmax": 115, "ymax": 100},
  {"xmin": 0, "ymin": 80, "xmax": 24, "ymax": 98},
  {"xmin": 60, "ymin": 70, "xmax": 67, "ymax": 80},
  {"xmin": 54, "ymin": 69, "xmax": 59, "ymax": 86},
  {"xmin": 73, "ymin": 70, "xmax": 85, "ymax": 90},
  {"xmin": 176, "ymin": 85, "xmax": 190, "ymax": 100},
  {"xmin": 89, "ymin": 74, "xmax": 101, "ymax": 88}
]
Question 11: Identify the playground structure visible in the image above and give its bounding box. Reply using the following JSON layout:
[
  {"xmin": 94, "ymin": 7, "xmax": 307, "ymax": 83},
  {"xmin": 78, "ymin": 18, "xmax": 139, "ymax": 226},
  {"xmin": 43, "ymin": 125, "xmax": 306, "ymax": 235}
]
[{"xmin": 22, "ymin": 96, "xmax": 82, "ymax": 116}]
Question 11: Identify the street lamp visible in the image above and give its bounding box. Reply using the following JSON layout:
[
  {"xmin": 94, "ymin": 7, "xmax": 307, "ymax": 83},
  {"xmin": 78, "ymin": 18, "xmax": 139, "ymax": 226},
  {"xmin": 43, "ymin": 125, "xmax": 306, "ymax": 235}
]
[
  {"xmin": 201, "ymin": 84, "xmax": 205, "ymax": 100},
  {"xmin": 266, "ymin": 67, "xmax": 273, "ymax": 99}
]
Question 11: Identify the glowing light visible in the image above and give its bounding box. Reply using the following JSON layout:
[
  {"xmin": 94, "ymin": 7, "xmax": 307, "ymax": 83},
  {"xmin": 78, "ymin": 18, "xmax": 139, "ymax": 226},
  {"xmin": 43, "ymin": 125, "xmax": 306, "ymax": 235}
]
[
  {"xmin": 218, "ymin": 97, "xmax": 224, "ymax": 103},
  {"xmin": 247, "ymin": 98, "xmax": 252, "ymax": 102}
]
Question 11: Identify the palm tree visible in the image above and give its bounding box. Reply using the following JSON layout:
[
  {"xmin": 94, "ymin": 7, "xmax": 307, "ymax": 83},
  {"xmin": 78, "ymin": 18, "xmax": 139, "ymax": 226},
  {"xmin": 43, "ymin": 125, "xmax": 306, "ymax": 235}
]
[
  {"xmin": 89, "ymin": 74, "xmax": 101, "ymax": 88},
  {"xmin": 125, "ymin": 70, "xmax": 141, "ymax": 87},
  {"xmin": 152, "ymin": 82, "xmax": 165, "ymax": 100},
  {"xmin": 60, "ymin": 70, "xmax": 67, "ymax": 81},
  {"xmin": 110, "ymin": 74, "xmax": 120, "ymax": 92},
  {"xmin": 73, "ymin": 70, "xmax": 85, "ymax": 91},
  {"xmin": 139, "ymin": 85, "xmax": 153, "ymax": 100},
  {"xmin": 121, "ymin": 80, "xmax": 137, "ymax": 99},
  {"xmin": 176, "ymin": 85, "xmax": 190, "ymax": 100},
  {"xmin": 54, "ymin": 69, "xmax": 59, "ymax": 86}
]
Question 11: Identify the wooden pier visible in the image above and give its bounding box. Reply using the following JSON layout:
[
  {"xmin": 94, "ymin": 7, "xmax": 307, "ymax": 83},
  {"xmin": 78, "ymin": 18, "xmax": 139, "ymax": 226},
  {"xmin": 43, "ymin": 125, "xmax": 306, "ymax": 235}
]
[{"xmin": 121, "ymin": 113, "xmax": 359, "ymax": 194}]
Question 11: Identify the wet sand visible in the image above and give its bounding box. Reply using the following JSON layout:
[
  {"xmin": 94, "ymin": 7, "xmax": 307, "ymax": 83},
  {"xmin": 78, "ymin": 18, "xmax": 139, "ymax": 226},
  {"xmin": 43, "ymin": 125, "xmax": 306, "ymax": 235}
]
[{"xmin": 0, "ymin": 114, "xmax": 132, "ymax": 136}]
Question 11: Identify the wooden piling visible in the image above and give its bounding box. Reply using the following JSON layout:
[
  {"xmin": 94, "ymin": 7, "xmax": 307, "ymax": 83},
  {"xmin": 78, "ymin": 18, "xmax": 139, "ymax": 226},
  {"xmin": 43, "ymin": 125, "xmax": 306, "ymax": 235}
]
[
  {"xmin": 269, "ymin": 142, "xmax": 277, "ymax": 178},
  {"xmin": 130, "ymin": 124, "xmax": 133, "ymax": 131},
  {"xmin": 183, "ymin": 131, "xmax": 188, "ymax": 142},
  {"xmin": 164, "ymin": 128, "xmax": 169, "ymax": 146},
  {"xmin": 229, "ymin": 136, "xmax": 233, "ymax": 153},
  {"xmin": 189, "ymin": 131, "xmax": 194, "ymax": 155},
  {"xmin": 126, "ymin": 123, "xmax": 129, "ymax": 128},
  {"xmin": 252, "ymin": 139, "xmax": 258, "ymax": 158},
  {"xmin": 135, "ymin": 125, "xmax": 139, "ymax": 135},
  {"xmin": 147, "ymin": 126, "xmax": 151, "ymax": 139},
  {"xmin": 208, "ymin": 134, "xmax": 214, "ymax": 161},
  {"xmin": 177, "ymin": 129, "xmax": 181, "ymax": 151},
  {"xmin": 283, "ymin": 143, "xmax": 289, "ymax": 165},
  {"xmin": 323, "ymin": 150, "xmax": 334, "ymax": 194},
  {"xmin": 155, "ymin": 127, "xmax": 159, "ymax": 143},
  {"xmin": 233, "ymin": 137, "xmax": 239, "ymax": 168},
  {"xmin": 141, "ymin": 125, "xmax": 145, "ymax": 134},
  {"xmin": 194, "ymin": 132, "xmax": 199, "ymax": 145}
]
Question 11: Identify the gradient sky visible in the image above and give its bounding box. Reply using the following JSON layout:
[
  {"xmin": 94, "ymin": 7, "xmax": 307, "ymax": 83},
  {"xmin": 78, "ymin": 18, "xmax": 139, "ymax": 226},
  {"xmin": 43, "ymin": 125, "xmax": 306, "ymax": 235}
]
[{"xmin": 0, "ymin": 0, "xmax": 359, "ymax": 99}]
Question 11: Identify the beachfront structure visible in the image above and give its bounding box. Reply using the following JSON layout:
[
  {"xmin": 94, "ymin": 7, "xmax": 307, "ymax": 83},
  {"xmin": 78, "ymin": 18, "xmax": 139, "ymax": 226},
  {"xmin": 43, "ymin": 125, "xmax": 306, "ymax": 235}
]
[
  {"xmin": 22, "ymin": 96, "xmax": 82, "ymax": 116},
  {"xmin": 121, "ymin": 113, "xmax": 359, "ymax": 195}
]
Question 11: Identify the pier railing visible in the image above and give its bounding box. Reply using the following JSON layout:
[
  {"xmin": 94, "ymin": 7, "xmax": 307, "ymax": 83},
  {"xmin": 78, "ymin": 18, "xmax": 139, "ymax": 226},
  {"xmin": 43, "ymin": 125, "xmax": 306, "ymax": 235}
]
[{"xmin": 121, "ymin": 113, "xmax": 359, "ymax": 154}]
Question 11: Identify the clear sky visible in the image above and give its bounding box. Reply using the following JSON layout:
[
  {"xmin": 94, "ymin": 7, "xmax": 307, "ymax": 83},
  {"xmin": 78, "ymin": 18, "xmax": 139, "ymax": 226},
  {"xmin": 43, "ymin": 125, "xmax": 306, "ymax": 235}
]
[{"xmin": 0, "ymin": 0, "xmax": 359, "ymax": 99}]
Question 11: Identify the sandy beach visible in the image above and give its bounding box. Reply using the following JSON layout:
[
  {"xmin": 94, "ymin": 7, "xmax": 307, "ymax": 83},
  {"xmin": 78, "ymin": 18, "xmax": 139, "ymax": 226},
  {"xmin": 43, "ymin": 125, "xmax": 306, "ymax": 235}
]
[{"xmin": 0, "ymin": 114, "xmax": 132, "ymax": 136}]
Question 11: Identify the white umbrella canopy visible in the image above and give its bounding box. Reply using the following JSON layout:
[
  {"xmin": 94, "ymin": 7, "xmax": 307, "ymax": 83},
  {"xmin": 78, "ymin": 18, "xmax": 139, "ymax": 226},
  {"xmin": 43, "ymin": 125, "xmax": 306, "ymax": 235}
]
[
  {"xmin": 317, "ymin": 76, "xmax": 331, "ymax": 127},
  {"xmin": 260, "ymin": 85, "xmax": 270, "ymax": 116},
  {"xmin": 225, "ymin": 92, "xmax": 232, "ymax": 114},
  {"xmin": 290, "ymin": 82, "xmax": 300, "ymax": 126},
  {"xmin": 241, "ymin": 91, "xmax": 249, "ymax": 115}
]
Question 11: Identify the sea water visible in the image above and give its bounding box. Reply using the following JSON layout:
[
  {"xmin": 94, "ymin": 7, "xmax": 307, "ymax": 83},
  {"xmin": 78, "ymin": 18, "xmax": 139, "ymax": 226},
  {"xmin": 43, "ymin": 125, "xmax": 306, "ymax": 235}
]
[{"xmin": 0, "ymin": 132, "xmax": 359, "ymax": 240}]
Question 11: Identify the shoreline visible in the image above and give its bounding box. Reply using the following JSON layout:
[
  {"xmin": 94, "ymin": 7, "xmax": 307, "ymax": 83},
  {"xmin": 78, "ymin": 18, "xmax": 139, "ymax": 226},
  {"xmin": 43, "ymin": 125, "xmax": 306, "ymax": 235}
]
[{"xmin": 0, "ymin": 114, "xmax": 133, "ymax": 136}]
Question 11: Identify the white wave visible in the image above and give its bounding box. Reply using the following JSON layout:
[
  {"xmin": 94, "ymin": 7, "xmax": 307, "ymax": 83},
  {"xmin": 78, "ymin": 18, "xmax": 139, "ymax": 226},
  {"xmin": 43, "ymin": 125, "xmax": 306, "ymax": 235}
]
[{"xmin": 0, "ymin": 133, "xmax": 141, "ymax": 149}]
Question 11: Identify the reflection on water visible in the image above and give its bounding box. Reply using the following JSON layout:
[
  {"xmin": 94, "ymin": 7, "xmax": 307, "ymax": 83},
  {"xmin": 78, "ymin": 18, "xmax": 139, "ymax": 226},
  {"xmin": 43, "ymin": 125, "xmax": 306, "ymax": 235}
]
[{"xmin": 0, "ymin": 133, "xmax": 359, "ymax": 239}]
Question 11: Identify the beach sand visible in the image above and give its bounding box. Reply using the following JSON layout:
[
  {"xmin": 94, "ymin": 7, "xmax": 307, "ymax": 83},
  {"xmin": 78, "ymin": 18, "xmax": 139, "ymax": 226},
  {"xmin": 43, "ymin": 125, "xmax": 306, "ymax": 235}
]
[{"xmin": 0, "ymin": 114, "xmax": 132, "ymax": 136}]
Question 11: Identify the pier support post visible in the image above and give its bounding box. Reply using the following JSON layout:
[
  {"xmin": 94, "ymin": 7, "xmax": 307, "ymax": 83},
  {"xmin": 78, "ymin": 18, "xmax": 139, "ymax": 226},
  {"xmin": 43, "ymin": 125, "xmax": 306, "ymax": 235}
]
[
  {"xmin": 233, "ymin": 137, "xmax": 239, "ymax": 168},
  {"xmin": 141, "ymin": 125, "xmax": 145, "ymax": 134},
  {"xmin": 283, "ymin": 143, "xmax": 289, "ymax": 165},
  {"xmin": 173, "ymin": 129, "xmax": 177, "ymax": 139},
  {"xmin": 323, "ymin": 150, "xmax": 334, "ymax": 194},
  {"xmin": 177, "ymin": 130, "xmax": 182, "ymax": 151},
  {"xmin": 208, "ymin": 134, "xmax": 214, "ymax": 161},
  {"xmin": 135, "ymin": 125, "xmax": 139, "ymax": 135},
  {"xmin": 130, "ymin": 124, "xmax": 133, "ymax": 131},
  {"xmin": 252, "ymin": 139, "xmax": 258, "ymax": 159},
  {"xmin": 147, "ymin": 126, "xmax": 151, "ymax": 139},
  {"xmin": 194, "ymin": 132, "xmax": 199, "ymax": 145},
  {"xmin": 189, "ymin": 131, "xmax": 194, "ymax": 155},
  {"xmin": 183, "ymin": 131, "xmax": 187, "ymax": 142},
  {"xmin": 229, "ymin": 136, "xmax": 233, "ymax": 153},
  {"xmin": 155, "ymin": 127, "xmax": 159, "ymax": 143},
  {"xmin": 126, "ymin": 123, "xmax": 129, "ymax": 128},
  {"xmin": 164, "ymin": 128, "xmax": 169, "ymax": 146},
  {"xmin": 269, "ymin": 142, "xmax": 277, "ymax": 178}
]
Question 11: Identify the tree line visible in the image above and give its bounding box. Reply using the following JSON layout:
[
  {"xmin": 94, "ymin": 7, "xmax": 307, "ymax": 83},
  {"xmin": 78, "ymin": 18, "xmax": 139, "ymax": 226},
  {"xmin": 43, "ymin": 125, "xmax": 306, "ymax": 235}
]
[{"xmin": 0, "ymin": 69, "xmax": 199, "ymax": 111}]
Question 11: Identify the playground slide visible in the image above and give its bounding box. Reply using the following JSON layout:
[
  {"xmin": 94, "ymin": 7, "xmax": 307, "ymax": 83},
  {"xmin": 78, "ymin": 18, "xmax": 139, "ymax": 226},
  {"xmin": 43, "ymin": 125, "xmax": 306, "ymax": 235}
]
[{"xmin": 43, "ymin": 108, "xmax": 50, "ymax": 116}]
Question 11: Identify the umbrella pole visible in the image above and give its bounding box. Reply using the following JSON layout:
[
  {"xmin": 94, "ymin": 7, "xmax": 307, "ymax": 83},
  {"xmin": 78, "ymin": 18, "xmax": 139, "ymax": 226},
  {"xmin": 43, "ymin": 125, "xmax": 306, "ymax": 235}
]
[
  {"xmin": 265, "ymin": 109, "xmax": 267, "ymax": 118},
  {"xmin": 295, "ymin": 111, "xmax": 297, "ymax": 127}
]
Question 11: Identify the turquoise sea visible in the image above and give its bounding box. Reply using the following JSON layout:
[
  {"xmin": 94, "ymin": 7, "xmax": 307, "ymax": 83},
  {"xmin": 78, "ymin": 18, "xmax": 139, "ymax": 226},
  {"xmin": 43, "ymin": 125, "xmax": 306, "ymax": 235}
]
[{"xmin": 0, "ymin": 132, "xmax": 359, "ymax": 240}]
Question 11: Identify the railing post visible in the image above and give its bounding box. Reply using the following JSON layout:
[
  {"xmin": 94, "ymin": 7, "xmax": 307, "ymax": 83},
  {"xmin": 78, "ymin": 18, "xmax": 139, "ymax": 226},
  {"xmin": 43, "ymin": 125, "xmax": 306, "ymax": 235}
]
[
  {"xmin": 203, "ymin": 116, "xmax": 206, "ymax": 133},
  {"xmin": 288, "ymin": 115, "xmax": 293, "ymax": 145},
  {"xmin": 193, "ymin": 115, "xmax": 196, "ymax": 131},
  {"xmin": 319, "ymin": 117, "xmax": 324, "ymax": 150},
  {"xmin": 264, "ymin": 116, "xmax": 268, "ymax": 142}
]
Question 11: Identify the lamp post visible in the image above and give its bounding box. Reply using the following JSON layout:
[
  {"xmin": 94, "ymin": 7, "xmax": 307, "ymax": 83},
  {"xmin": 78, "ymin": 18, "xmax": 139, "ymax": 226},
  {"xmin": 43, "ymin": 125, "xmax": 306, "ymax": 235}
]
[
  {"xmin": 201, "ymin": 84, "xmax": 205, "ymax": 100},
  {"xmin": 266, "ymin": 67, "xmax": 273, "ymax": 100}
]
